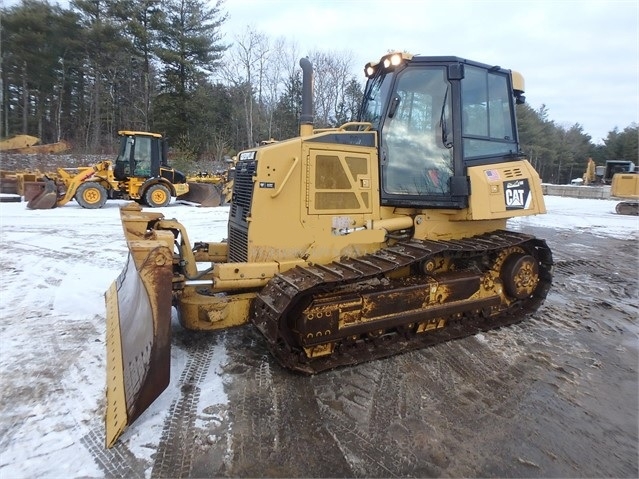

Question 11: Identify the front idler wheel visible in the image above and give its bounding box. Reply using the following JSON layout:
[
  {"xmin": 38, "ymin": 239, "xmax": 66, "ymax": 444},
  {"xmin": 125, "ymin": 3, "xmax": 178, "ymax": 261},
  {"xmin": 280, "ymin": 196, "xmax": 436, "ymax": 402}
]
[{"xmin": 500, "ymin": 253, "xmax": 539, "ymax": 300}]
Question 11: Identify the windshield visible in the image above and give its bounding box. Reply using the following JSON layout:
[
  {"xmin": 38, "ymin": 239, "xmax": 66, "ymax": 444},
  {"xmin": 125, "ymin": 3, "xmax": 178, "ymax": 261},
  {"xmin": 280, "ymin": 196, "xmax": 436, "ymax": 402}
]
[
  {"xmin": 359, "ymin": 72, "xmax": 394, "ymax": 129},
  {"xmin": 133, "ymin": 136, "xmax": 152, "ymax": 176}
]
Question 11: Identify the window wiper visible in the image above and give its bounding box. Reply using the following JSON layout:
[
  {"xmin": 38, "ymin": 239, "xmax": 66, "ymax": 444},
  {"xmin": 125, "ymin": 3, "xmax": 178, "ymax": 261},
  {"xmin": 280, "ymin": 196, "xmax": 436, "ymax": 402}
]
[{"xmin": 440, "ymin": 86, "xmax": 452, "ymax": 148}]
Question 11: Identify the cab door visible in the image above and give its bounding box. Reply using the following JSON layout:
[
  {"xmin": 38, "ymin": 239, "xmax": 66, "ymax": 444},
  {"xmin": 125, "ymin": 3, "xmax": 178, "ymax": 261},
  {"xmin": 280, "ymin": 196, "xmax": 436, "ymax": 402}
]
[{"xmin": 379, "ymin": 65, "xmax": 461, "ymax": 208}]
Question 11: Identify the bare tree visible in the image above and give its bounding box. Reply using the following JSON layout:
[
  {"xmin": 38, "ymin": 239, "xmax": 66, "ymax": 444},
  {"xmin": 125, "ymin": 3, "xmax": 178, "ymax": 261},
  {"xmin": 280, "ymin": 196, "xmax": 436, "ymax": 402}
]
[
  {"xmin": 261, "ymin": 36, "xmax": 299, "ymax": 139},
  {"xmin": 219, "ymin": 28, "xmax": 270, "ymax": 147},
  {"xmin": 308, "ymin": 49, "xmax": 355, "ymax": 127}
]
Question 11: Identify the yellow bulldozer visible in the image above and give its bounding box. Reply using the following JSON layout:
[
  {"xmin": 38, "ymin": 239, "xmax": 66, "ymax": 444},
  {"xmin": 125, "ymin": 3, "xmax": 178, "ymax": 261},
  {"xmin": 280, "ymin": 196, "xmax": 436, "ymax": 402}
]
[
  {"xmin": 105, "ymin": 52, "xmax": 554, "ymax": 446},
  {"xmin": 26, "ymin": 131, "xmax": 221, "ymax": 209}
]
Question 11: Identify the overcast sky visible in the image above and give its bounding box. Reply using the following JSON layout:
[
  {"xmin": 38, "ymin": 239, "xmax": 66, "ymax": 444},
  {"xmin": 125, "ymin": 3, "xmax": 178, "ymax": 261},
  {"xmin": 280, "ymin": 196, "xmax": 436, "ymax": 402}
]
[
  {"xmin": 220, "ymin": 0, "xmax": 638, "ymax": 144},
  {"xmin": 6, "ymin": 0, "xmax": 638, "ymax": 144}
]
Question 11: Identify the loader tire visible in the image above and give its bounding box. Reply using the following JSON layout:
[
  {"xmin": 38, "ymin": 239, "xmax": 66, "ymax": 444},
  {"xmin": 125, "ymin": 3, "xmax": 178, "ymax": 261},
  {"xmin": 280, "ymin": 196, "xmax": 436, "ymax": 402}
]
[
  {"xmin": 145, "ymin": 184, "xmax": 171, "ymax": 208},
  {"xmin": 76, "ymin": 182, "xmax": 107, "ymax": 209}
]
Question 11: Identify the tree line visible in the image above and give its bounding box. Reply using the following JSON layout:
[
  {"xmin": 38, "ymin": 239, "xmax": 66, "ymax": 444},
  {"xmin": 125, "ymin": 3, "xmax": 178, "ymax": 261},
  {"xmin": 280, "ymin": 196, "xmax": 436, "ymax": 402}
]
[
  {"xmin": 1, "ymin": 0, "xmax": 637, "ymax": 182},
  {"xmin": 516, "ymin": 104, "xmax": 637, "ymax": 184}
]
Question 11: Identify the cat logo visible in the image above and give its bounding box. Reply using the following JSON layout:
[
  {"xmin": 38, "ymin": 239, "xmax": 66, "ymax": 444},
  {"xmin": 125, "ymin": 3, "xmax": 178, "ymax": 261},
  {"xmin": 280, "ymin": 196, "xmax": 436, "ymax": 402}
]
[{"xmin": 504, "ymin": 179, "xmax": 531, "ymax": 210}]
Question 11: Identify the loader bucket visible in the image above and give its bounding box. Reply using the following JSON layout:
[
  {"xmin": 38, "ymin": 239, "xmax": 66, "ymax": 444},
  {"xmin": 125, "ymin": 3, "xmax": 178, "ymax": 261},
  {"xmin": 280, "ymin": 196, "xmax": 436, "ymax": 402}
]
[
  {"xmin": 26, "ymin": 178, "xmax": 58, "ymax": 209},
  {"xmin": 105, "ymin": 243, "xmax": 173, "ymax": 448},
  {"xmin": 179, "ymin": 182, "xmax": 222, "ymax": 207}
]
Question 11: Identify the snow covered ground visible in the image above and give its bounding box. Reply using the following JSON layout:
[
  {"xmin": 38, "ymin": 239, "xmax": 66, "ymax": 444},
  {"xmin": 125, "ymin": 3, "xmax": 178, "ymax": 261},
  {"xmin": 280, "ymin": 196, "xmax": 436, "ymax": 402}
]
[
  {"xmin": 508, "ymin": 195, "xmax": 638, "ymax": 240},
  {"xmin": 0, "ymin": 195, "xmax": 637, "ymax": 478}
]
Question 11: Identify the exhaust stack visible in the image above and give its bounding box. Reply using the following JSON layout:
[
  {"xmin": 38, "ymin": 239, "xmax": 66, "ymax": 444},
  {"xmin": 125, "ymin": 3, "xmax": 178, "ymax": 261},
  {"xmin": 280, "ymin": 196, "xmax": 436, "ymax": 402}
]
[{"xmin": 299, "ymin": 57, "xmax": 314, "ymax": 137}]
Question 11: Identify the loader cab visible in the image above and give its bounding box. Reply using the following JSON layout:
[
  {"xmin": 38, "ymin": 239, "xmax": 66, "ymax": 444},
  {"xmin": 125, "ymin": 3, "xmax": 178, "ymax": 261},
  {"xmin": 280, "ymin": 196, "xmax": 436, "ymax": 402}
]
[
  {"xmin": 114, "ymin": 131, "xmax": 165, "ymax": 181},
  {"xmin": 360, "ymin": 54, "xmax": 522, "ymax": 209}
]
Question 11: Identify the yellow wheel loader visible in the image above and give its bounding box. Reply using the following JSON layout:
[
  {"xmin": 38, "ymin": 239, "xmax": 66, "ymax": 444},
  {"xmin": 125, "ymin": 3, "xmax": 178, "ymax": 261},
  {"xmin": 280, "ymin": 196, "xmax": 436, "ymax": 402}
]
[
  {"xmin": 105, "ymin": 53, "xmax": 553, "ymax": 447},
  {"xmin": 26, "ymin": 131, "xmax": 218, "ymax": 209}
]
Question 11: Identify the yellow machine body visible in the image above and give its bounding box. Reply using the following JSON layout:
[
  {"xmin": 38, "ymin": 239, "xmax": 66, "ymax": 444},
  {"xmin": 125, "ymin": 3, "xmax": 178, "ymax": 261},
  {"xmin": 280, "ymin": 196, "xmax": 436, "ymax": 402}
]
[
  {"xmin": 105, "ymin": 53, "xmax": 553, "ymax": 447},
  {"xmin": 611, "ymin": 172, "xmax": 639, "ymax": 199},
  {"xmin": 0, "ymin": 134, "xmax": 70, "ymax": 153},
  {"xmin": 0, "ymin": 134, "xmax": 41, "ymax": 150},
  {"xmin": 611, "ymin": 171, "xmax": 639, "ymax": 215}
]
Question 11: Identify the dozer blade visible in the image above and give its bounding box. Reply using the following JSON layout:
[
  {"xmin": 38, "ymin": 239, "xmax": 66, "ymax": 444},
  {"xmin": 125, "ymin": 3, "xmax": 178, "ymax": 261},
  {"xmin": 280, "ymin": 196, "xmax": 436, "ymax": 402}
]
[
  {"xmin": 105, "ymin": 244, "xmax": 173, "ymax": 448},
  {"xmin": 179, "ymin": 182, "xmax": 222, "ymax": 207},
  {"xmin": 26, "ymin": 178, "xmax": 58, "ymax": 209}
]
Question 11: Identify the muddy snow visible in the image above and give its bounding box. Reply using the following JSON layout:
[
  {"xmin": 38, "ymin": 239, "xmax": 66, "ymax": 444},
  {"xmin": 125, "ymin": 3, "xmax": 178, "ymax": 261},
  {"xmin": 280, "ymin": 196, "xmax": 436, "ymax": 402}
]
[{"xmin": 0, "ymin": 196, "xmax": 637, "ymax": 478}]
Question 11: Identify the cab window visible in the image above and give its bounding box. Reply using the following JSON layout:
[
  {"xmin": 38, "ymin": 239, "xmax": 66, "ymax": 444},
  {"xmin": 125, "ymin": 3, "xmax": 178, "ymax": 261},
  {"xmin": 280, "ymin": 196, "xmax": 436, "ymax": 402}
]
[
  {"xmin": 134, "ymin": 137, "xmax": 152, "ymax": 176},
  {"xmin": 462, "ymin": 66, "xmax": 517, "ymax": 159},
  {"xmin": 381, "ymin": 66, "xmax": 453, "ymax": 196}
]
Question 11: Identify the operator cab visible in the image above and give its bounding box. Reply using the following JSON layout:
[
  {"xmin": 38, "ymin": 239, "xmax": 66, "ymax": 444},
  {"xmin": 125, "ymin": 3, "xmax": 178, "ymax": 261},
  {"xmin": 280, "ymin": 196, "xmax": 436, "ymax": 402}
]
[
  {"xmin": 360, "ymin": 53, "xmax": 524, "ymax": 209},
  {"xmin": 114, "ymin": 131, "xmax": 165, "ymax": 181}
]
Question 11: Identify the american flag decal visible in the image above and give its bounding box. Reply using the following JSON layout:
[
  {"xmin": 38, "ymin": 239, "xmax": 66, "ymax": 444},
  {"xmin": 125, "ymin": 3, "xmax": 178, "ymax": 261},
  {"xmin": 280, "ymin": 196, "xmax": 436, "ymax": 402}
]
[{"xmin": 485, "ymin": 169, "xmax": 500, "ymax": 181}]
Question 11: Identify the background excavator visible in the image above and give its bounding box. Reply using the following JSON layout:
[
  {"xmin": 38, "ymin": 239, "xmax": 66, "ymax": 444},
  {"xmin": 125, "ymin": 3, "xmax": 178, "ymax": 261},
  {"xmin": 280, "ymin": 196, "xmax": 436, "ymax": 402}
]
[
  {"xmin": 26, "ymin": 131, "xmax": 221, "ymax": 209},
  {"xmin": 105, "ymin": 52, "xmax": 553, "ymax": 447},
  {"xmin": 610, "ymin": 167, "xmax": 639, "ymax": 215},
  {"xmin": 579, "ymin": 158, "xmax": 638, "ymax": 215}
]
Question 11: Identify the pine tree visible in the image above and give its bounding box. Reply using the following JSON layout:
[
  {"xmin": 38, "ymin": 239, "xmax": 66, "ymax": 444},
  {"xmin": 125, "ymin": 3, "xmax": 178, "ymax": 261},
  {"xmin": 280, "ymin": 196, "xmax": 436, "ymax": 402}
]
[{"xmin": 153, "ymin": 0, "xmax": 228, "ymax": 144}]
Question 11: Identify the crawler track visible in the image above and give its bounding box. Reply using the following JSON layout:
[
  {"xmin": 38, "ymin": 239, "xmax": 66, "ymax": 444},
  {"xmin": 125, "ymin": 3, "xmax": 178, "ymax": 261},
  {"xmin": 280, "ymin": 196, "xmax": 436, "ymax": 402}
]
[
  {"xmin": 251, "ymin": 230, "xmax": 553, "ymax": 374},
  {"xmin": 615, "ymin": 201, "xmax": 639, "ymax": 216}
]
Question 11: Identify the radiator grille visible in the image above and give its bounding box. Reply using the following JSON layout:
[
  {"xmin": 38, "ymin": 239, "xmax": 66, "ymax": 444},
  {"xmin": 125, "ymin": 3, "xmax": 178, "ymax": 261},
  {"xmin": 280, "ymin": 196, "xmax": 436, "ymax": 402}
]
[
  {"xmin": 502, "ymin": 167, "xmax": 523, "ymax": 179},
  {"xmin": 228, "ymin": 159, "xmax": 256, "ymax": 262},
  {"xmin": 228, "ymin": 225, "xmax": 249, "ymax": 263}
]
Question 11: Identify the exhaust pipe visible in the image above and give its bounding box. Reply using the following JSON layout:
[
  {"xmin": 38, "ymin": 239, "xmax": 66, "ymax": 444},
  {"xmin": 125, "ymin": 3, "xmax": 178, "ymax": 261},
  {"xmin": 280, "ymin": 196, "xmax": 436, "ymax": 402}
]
[{"xmin": 299, "ymin": 57, "xmax": 314, "ymax": 137}]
